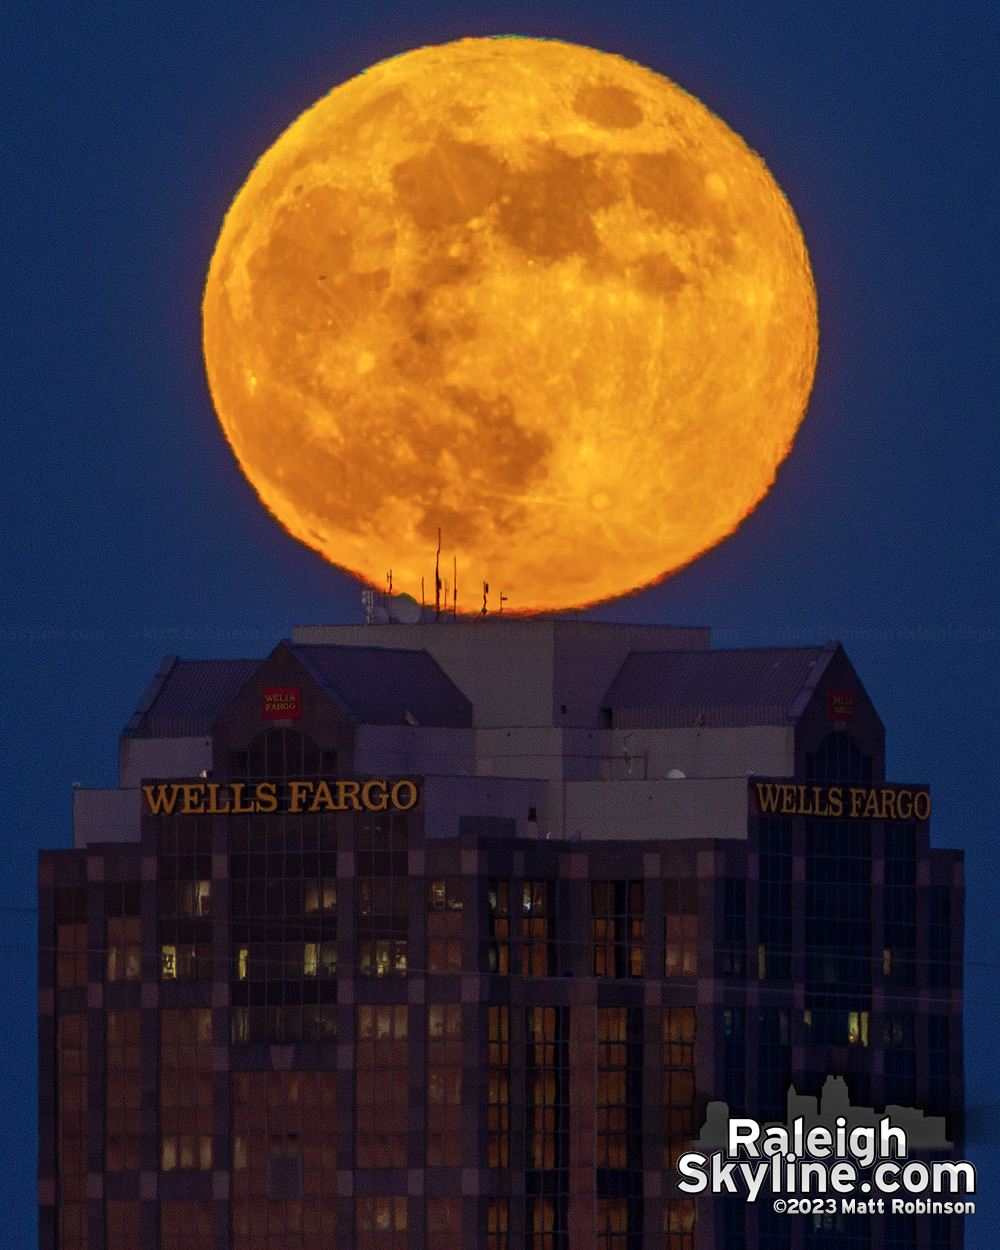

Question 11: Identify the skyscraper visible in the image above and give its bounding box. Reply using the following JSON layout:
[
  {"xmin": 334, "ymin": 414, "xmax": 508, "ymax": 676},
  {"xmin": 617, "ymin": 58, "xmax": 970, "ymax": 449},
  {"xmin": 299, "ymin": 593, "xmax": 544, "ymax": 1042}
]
[{"xmin": 39, "ymin": 619, "xmax": 964, "ymax": 1248}]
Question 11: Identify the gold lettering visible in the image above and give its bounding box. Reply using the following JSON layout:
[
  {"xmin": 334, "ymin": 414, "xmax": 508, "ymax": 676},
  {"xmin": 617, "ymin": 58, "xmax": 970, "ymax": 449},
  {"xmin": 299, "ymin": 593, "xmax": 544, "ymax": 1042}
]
[
  {"xmin": 812, "ymin": 786, "xmax": 828, "ymax": 817},
  {"xmin": 895, "ymin": 790, "xmax": 912, "ymax": 820},
  {"xmin": 335, "ymin": 781, "xmax": 361, "ymax": 811},
  {"xmin": 362, "ymin": 780, "xmax": 389, "ymax": 812},
  {"xmin": 391, "ymin": 779, "xmax": 418, "ymax": 811},
  {"xmin": 849, "ymin": 788, "xmax": 865, "ymax": 818},
  {"xmin": 205, "ymin": 783, "xmax": 231, "ymax": 814},
  {"xmin": 231, "ymin": 783, "xmax": 255, "ymax": 814},
  {"xmin": 913, "ymin": 791, "xmax": 931, "ymax": 820},
  {"xmin": 180, "ymin": 784, "xmax": 206, "ymax": 814},
  {"xmin": 255, "ymin": 782, "xmax": 277, "ymax": 813},
  {"xmin": 827, "ymin": 787, "xmax": 843, "ymax": 817},
  {"xmin": 797, "ymin": 785, "xmax": 814, "ymax": 815},
  {"xmin": 781, "ymin": 785, "xmax": 797, "ymax": 815},
  {"xmin": 308, "ymin": 781, "xmax": 336, "ymax": 812},
  {"xmin": 142, "ymin": 784, "xmax": 180, "ymax": 815},
  {"xmin": 288, "ymin": 781, "xmax": 313, "ymax": 813},
  {"xmin": 862, "ymin": 789, "xmax": 880, "ymax": 819},
  {"xmin": 880, "ymin": 789, "xmax": 896, "ymax": 821},
  {"xmin": 754, "ymin": 783, "xmax": 782, "ymax": 814}
]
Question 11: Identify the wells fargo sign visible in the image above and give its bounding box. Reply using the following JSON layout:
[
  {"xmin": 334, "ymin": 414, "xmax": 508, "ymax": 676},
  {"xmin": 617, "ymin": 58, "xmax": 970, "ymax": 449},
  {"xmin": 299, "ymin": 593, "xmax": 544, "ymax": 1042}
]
[
  {"xmin": 263, "ymin": 687, "xmax": 301, "ymax": 718},
  {"xmin": 752, "ymin": 781, "xmax": 931, "ymax": 821},
  {"xmin": 142, "ymin": 778, "xmax": 418, "ymax": 815}
]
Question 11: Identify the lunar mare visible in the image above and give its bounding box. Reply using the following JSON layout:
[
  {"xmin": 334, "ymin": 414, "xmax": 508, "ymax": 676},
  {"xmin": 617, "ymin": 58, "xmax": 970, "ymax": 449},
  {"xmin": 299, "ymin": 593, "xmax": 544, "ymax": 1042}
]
[{"xmin": 203, "ymin": 37, "xmax": 818, "ymax": 611}]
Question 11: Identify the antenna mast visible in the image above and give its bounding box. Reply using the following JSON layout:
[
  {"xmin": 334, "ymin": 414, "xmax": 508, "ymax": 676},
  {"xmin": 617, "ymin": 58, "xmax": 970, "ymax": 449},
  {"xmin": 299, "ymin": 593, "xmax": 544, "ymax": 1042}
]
[
  {"xmin": 453, "ymin": 557, "xmax": 457, "ymax": 618},
  {"xmin": 435, "ymin": 528, "xmax": 442, "ymax": 621}
]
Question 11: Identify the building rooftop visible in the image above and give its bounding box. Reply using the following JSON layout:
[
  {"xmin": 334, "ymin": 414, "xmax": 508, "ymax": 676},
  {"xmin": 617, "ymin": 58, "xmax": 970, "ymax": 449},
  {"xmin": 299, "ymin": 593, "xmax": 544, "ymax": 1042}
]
[{"xmin": 603, "ymin": 645, "xmax": 834, "ymax": 728}]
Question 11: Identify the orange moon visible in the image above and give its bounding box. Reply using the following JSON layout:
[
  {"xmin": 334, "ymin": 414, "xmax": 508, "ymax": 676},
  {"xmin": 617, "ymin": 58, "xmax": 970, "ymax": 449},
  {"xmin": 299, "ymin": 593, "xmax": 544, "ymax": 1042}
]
[{"xmin": 203, "ymin": 37, "xmax": 817, "ymax": 611}]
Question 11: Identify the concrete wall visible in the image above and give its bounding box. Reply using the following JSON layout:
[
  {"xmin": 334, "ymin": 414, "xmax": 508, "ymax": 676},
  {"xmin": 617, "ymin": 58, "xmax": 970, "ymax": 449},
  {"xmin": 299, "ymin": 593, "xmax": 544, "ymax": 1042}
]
[
  {"xmin": 352, "ymin": 725, "xmax": 475, "ymax": 777},
  {"xmin": 422, "ymin": 774, "xmax": 548, "ymax": 840},
  {"xmin": 564, "ymin": 777, "xmax": 749, "ymax": 842},
  {"xmin": 73, "ymin": 788, "xmax": 141, "ymax": 848},
  {"xmin": 119, "ymin": 736, "xmax": 212, "ymax": 788},
  {"xmin": 600, "ymin": 725, "xmax": 795, "ymax": 781}
]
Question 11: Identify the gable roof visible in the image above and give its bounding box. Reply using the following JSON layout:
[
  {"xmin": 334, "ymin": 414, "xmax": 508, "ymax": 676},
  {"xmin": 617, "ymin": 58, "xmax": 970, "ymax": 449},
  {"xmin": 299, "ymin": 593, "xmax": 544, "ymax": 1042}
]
[
  {"xmin": 290, "ymin": 644, "xmax": 472, "ymax": 727},
  {"xmin": 123, "ymin": 657, "xmax": 261, "ymax": 738},
  {"xmin": 602, "ymin": 646, "xmax": 835, "ymax": 728}
]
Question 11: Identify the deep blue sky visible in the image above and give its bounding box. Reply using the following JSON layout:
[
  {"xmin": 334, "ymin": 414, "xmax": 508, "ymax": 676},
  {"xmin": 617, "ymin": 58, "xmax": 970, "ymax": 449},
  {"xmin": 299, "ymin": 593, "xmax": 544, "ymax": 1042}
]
[{"xmin": 3, "ymin": 2, "xmax": 997, "ymax": 1243}]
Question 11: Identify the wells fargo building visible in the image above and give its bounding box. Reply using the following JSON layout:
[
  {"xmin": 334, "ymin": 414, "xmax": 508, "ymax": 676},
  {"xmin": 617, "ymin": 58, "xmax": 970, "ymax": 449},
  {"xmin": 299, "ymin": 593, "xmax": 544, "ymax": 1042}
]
[{"xmin": 39, "ymin": 620, "xmax": 964, "ymax": 1249}]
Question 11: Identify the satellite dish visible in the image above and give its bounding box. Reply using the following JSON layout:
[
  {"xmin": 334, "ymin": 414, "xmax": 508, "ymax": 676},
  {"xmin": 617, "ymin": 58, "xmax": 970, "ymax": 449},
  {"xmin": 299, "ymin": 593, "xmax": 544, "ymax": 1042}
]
[
  {"xmin": 390, "ymin": 593, "xmax": 421, "ymax": 624},
  {"xmin": 667, "ymin": 768, "xmax": 687, "ymax": 779}
]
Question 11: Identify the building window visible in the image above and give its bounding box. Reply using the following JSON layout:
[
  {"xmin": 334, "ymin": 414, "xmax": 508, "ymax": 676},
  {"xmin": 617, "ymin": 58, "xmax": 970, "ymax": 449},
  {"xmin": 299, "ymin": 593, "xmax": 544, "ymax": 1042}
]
[
  {"xmin": 592, "ymin": 881, "xmax": 644, "ymax": 978},
  {"xmin": 663, "ymin": 1007, "xmax": 696, "ymax": 1170},
  {"xmin": 427, "ymin": 1004, "xmax": 462, "ymax": 1166},
  {"xmin": 159, "ymin": 815, "xmax": 212, "ymax": 981},
  {"xmin": 526, "ymin": 1195, "xmax": 567, "ymax": 1250},
  {"xmin": 231, "ymin": 728, "xmax": 335, "ymax": 781},
  {"xmin": 230, "ymin": 842, "xmax": 337, "ymax": 1043},
  {"xmin": 721, "ymin": 1008, "xmax": 745, "ymax": 1113},
  {"xmin": 105, "ymin": 882, "xmax": 141, "ymax": 982},
  {"xmin": 720, "ymin": 879, "xmax": 745, "ymax": 977},
  {"xmin": 883, "ymin": 1013, "xmax": 916, "ymax": 1107},
  {"xmin": 662, "ymin": 1197, "xmax": 695, "ymax": 1250},
  {"xmin": 597, "ymin": 1006, "xmax": 642, "ymax": 1170},
  {"xmin": 105, "ymin": 1011, "xmax": 141, "ymax": 1171},
  {"xmin": 231, "ymin": 1070, "xmax": 337, "ymax": 1248},
  {"xmin": 427, "ymin": 1198, "xmax": 462, "ymax": 1250},
  {"xmin": 663, "ymin": 879, "xmax": 697, "ymax": 977},
  {"xmin": 805, "ymin": 732, "xmax": 872, "ymax": 783},
  {"xmin": 160, "ymin": 1202, "xmax": 212, "ymax": 1250},
  {"xmin": 757, "ymin": 1007, "xmax": 791, "ymax": 1122},
  {"xmin": 355, "ymin": 1196, "xmax": 407, "ymax": 1250},
  {"xmin": 356, "ymin": 1004, "xmax": 408, "ymax": 1168},
  {"xmin": 487, "ymin": 879, "xmax": 510, "ymax": 974},
  {"xmin": 805, "ymin": 819, "xmax": 871, "ymax": 1041},
  {"xmin": 488, "ymin": 1005, "xmax": 510, "ymax": 1167},
  {"xmin": 802, "ymin": 1007, "xmax": 869, "ymax": 1048},
  {"xmin": 56, "ymin": 887, "xmax": 87, "ymax": 988},
  {"xmin": 758, "ymin": 817, "xmax": 792, "ymax": 981},
  {"xmin": 427, "ymin": 877, "xmax": 463, "ymax": 973},
  {"xmin": 884, "ymin": 823, "xmax": 916, "ymax": 987},
  {"xmin": 597, "ymin": 1197, "xmax": 629, "ymax": 1250},
  {"xmin": 356, "ymin": 812, "xmax": 408, "ymax": 977},
  {"xmin": 160, "ymin": 1008, "xmax": 212, "ymax": 1171},
  {"xmin": 526, "ymin": 1006, "xmax": 569, "ymax": 1249},
  {"xmin": 104, "ymin": 1202, "xmax": 141, "ymax": 1250},
  {"xmin": 928, "ymin": 1015, "xmax": 950, "ymax": 1118},
  {"xmin": 487, "ymin": 1197, "xmax": 509, "ymax": 1250},
  {"xmin": 522, "ymin": 881, "xmax": 554, "ymax": 976},
  {"xmin": 57, "ymin": 1013, "xmax": 88, "ymax": 1250},
  {"xmin": 884, "ymin": 1213, "xmax": 918, "ymax": 1250},
  {"xmin": 928, "ymin": 887, "xmax": 951, "ymax": 988}
]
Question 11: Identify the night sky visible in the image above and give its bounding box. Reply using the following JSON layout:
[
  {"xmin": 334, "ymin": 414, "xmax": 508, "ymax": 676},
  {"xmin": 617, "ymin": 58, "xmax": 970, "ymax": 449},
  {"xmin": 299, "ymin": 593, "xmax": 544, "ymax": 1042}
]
[{"xmin": 3, "ymin": 2, "xmax": 997, "ymax": 1243}]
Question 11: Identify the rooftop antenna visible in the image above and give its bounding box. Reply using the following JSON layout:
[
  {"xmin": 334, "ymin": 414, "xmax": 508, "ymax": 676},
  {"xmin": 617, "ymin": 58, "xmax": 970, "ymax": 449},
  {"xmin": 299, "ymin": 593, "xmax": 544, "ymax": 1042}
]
[
  {"xmin": 421, "ymin": 577, "xmax": 425, "ymax": 610},
  {"xmin": 482, "ymin": 581, "xmax": 488, "ymax": 616},
  {"xmin": 435, "ymin": 528, "xmax": 442, "ymax": 621},
  {"xmin": 499, "ymin": 591, "xmax": 508, "ymax": 614},
  {"xmin": 453, "ymin": 556, "xmax": 457, "ymax": 619}
]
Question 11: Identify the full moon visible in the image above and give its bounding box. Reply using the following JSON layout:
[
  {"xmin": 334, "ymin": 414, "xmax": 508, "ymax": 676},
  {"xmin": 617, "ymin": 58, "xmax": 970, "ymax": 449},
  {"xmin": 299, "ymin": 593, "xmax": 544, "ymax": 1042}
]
[{"xmin": 203, "ymin": 37, "xmax": 817, "ymax": 611}]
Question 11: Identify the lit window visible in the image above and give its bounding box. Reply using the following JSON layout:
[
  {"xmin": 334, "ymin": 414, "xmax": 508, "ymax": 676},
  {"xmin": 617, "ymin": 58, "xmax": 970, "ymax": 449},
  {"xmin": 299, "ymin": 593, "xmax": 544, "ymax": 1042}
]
[
  {"xmin": 848, "ymin": 1010, "xmax": 870, "ymax": 1046},
  {"xmin": 160, "ymin": 945, "xmax": 176, "ymax": 980},
  {"xmin": 427, "ymin": 877, "xmax": 463, "ymax": 973},
  {"xmin": 664, "ymin": 879, "xmax": 698, "ymax": 977},
  {"xmin": 487, "ymin": 880, "xmax": 510, "ymax": 974}
]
